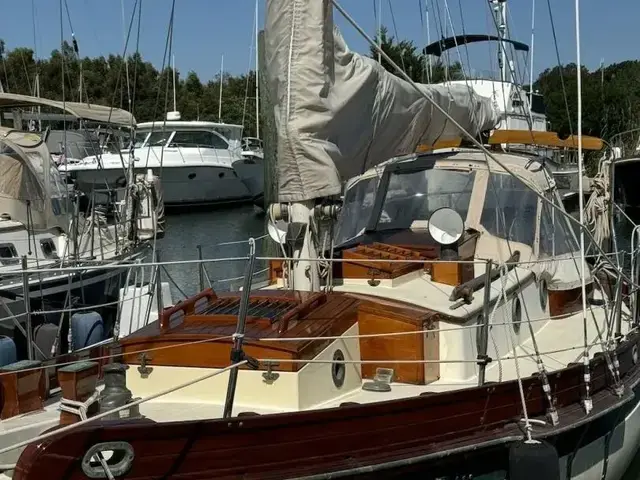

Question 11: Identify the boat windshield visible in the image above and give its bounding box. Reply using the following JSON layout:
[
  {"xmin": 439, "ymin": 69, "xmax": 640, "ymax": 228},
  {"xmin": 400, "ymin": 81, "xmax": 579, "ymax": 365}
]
[
  {"xmin": 134, "ymin": 130, "xmax": 173, "ymax": 148},
  {"xmin": 376, "ymin": 168, "xmax": 475, "ymax": 232},
  {"xmin": 334, "ymin": 168, "xmax": 475, "ymax": 245}
]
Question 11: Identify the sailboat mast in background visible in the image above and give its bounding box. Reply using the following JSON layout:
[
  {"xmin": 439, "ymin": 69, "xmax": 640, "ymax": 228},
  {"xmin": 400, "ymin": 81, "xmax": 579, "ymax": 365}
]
[
  {"xmin": 218, "ymin": 55, "xmax": 224, "ymax": 122},
  {"xmin": 255, "ymin": 0, "xmax": 260, "ymax": 139}
]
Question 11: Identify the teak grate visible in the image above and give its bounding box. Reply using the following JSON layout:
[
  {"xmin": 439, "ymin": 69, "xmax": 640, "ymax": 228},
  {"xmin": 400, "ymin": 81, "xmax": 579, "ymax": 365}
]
[
  {"xmin": 203, "ymin": 297, "xmax": 297, "ymax": 321},
  {"xmin": 342, "ymin": 243, "xmax": 427, "ymax": 279}
]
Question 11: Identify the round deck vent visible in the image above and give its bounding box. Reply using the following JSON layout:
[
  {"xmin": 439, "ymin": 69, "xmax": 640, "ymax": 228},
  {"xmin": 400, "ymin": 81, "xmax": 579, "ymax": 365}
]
[{"xmin": 332, "ymin": 349, "xmax": 346, "ymax": 388}]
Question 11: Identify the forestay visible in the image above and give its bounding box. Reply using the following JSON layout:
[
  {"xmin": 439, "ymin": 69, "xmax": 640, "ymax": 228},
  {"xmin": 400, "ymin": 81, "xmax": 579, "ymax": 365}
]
[{"xmin": 265, "ymin": 0, "xmax": 498, "ymax": 202}]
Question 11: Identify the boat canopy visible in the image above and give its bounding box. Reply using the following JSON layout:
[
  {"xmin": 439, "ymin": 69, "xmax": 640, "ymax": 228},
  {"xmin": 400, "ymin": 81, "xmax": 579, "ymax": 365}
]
[
  {"xmin": 0, "ymin": 127, "xmax": 69, "ymax": 232},
  {"xmin": 0, "ymin": 92, "xmax": 135, "ymax": 127},
  {"xmin": 265, "ymin": 0, "xmax": 499, "ymax": 202},
  {"xmin": 423, "ymin": 35, "xmax": 529, "ymax": 57}
]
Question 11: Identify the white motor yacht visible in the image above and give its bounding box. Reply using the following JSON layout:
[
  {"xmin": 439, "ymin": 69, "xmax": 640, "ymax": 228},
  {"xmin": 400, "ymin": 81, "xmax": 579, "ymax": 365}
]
[{"xmin": 62, "ymin": 112, "xmax": 261, "ymax": 207}]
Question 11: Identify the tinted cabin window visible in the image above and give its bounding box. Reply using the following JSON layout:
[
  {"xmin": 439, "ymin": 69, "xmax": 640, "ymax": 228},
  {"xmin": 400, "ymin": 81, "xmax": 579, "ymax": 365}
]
[
  {"xmin": 527, "ymin": 92, "xmax": 546, "ymax": 115},
  {"xmin": 40, "ymin": 238, "xmax": 59, "ymax": 259},
  {"xmin": 145, "ymin": 131, "xmax": 173, "ymax": 147},
  {"xmin": 169, "ymin": 131, "xmax": 229, "ymax": 149},
  {"xmin": 0, "ymin": 243, "xmax": 18, "ymax": 265}
]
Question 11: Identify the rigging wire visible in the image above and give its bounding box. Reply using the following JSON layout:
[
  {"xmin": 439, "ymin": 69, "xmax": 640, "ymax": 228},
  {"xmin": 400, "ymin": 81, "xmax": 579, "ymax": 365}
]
[
  {"xmin": 575, "ymin": 0, "xmax": 593, "ymax": 414},
  {"xmin": 429, "ymin": 0, "xmax": 448, "ymax": 80},
  {"xmin": 122, "ymin": 0, "xmax": 133, "ymax": 114},
  {"xmin": 242, "ymin": 3, "xmax": 258, "ymax": 130},
  {"xmin": 386, "ymin": 0, "xmax": 406, "ymax": 75},
  {"xmin": 545, "ymin": 0, "xmax": 574, "ymax": 136},
  {"xmin": 417, "ymin": 0, "xmax": 426, "ymax": 82}
]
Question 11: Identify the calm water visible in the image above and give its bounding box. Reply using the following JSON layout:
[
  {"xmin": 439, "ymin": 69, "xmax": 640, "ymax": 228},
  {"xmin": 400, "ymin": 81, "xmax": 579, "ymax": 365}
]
[
  {"xmin": 155, "ymin": 204, "xmax": 267, "ymax": 301},
  {"xmin": 156, "ymin": 205, "xmax": 640, "ymax": 479}
]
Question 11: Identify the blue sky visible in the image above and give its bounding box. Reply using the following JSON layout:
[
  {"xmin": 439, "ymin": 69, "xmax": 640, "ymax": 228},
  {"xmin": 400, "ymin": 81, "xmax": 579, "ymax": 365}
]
[{"xmin": 2, "ymin": 0, "xmax": 637, "ymax": 83}]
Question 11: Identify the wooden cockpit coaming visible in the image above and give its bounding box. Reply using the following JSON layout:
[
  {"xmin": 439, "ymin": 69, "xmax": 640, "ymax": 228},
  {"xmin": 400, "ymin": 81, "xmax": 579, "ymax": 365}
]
[{"xmin": 118, "ymin": 289, "xmax": 442, "ymax": 380}]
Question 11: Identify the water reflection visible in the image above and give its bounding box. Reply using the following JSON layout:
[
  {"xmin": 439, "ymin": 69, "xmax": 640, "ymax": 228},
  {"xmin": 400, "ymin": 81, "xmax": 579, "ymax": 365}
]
[{"xmin": 155, "ymin": 205, "xmax": 267, "ymax": 300}]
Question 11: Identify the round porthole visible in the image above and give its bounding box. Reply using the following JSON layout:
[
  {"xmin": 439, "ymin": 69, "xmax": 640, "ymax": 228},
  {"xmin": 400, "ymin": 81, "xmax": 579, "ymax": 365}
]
[
  {"xmin": 512, "ymin": 297, "xmax": 522, "ymax": 334},
  {"xmin": 188, "ymin": 173, "xmax": 196, "ymax": 180},
  {"xmin": 218, "ymin": 172, "xmax": 225, "ymax": 179},
  {"xmin": 332, "ymin": 349, "xmax": 346, "ymax": 388},
  {"xmin": 539, "ymin": 278, "xmax": 548, "ymax": 311}
]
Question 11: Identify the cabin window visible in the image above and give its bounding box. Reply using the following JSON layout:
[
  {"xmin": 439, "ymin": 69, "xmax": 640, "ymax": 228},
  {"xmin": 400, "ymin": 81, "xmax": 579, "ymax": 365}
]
[
  {"xmin": 334, "ymin": 175, "xmax": 380, "ymax": 245},
  {"xmin": 527, "ymin": 92, "xmax": 546, "ymax": 115},
  {"xmin": 168, "ymin": 131, "xmax": 229, "ymax": 149},
  {"xmin": 145, "ymin": 131, "xmax": 173, "ymax": 147},
  {"xmin": 133, "ymin": 131, "xmax": 149, "ymax": 148},
  {"xmin": 481, "ymin": 173, "xmax": 537, "ymax": 246},
  {"xmin": 40, "ymin": 238, "xmax": 59, "ymax": 259},
  {"xmin": 0, "ymin": 243, "xmax": 18, "ymax": 265},
  {"xmin": 539, "ymin": 196, "xmax": 578, "ymax": 257},
  {"xmin": 377, "ymin": 169, "xmax": 475, "ymax": 232}
]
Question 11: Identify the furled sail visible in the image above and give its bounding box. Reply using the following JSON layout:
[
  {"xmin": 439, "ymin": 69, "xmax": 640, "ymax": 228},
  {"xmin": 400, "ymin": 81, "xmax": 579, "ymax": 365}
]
[{"xmin": 265, "ymin": 0, "xmax": 499, "ymax": 202}]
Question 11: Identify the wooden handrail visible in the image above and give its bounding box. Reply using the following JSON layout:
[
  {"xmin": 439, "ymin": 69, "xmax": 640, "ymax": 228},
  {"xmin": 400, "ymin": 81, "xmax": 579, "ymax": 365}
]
[
  {"xmin": 160, "ymin": 288, "xmax": 217, "ymax": 332},
  {"xmin": 278, "ymin": 293, "xmax": 328, "ymax": 335}
]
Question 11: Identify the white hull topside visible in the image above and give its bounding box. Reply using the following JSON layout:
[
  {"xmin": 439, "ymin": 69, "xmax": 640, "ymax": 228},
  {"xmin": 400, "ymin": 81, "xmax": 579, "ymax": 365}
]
[
  {"xmin": 64, "ymin": 163, "xmax": 254, "ymax": 206},
  {"xmin": 233, "ymin": 156, "xmax": 264, "ymax": 198},
  {"xmin": 60, "ymin": 144, "xmax": 264, "ymax": 205}
]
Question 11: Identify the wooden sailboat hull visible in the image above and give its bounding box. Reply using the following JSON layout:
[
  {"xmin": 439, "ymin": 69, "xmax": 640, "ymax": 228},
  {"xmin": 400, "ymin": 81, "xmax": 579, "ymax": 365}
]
[{"xmin": 13, "ymin": 333, "xmax": 640, "ymax": 480}]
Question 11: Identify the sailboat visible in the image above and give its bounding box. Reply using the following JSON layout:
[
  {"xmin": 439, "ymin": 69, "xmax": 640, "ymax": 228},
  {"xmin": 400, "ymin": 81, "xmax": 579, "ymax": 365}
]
[
  {"xmin": 236, "ymin": 0, "xmax": 266, "ymax": 205},
  {"xmin": 0, "ymin": 1, "xmax": 639, "ymax": 479},
  {"xmin": 0, "ymin": 94, "xmax": 162, "ymax": 364},
  {"xmin": 423, "ymin": 0, "xmax": 594, "ymax": 214}
]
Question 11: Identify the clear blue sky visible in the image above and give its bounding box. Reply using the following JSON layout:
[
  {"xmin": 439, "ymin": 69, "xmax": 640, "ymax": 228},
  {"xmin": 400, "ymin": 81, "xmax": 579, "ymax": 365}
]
[{"xmin": 2, "ymin": 0, "xmax": 637, "ymax": 83}]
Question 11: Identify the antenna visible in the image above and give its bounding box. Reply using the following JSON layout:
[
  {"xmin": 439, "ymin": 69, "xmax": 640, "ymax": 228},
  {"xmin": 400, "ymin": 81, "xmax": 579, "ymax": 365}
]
[
  {"xmin": 218, "ymin": 55, "xmax": 224, "ymax": 122},
  {"xmin": 255, "ymin": 0, "xmax": 260, "ymax": 139},
  {"xmin": 167, "ymin": 53, "xmax": 181, "ymax": 120},
  {"xmin": 172, "ymin": 53, "xmax": 177, "ymax": 112}
]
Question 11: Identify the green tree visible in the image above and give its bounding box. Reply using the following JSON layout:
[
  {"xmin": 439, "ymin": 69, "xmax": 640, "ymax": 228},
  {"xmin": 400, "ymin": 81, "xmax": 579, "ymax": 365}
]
[{"xmin": 370, "ymin": 26, "xmax": 462, "ymax": 83}]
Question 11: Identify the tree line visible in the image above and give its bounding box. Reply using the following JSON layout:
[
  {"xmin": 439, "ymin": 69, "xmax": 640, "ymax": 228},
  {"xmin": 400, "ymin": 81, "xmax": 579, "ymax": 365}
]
[
  {"xmin": 0, "ymin": 40, "xmax": 260, "ymax": 136},
  {"xmin": 2, "ymin": 32, "xmax": 640, "ymax": 153}
]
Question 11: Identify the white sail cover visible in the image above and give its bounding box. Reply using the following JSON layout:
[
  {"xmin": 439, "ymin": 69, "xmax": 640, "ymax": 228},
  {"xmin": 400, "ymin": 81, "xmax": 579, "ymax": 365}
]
[{"xmin": 265, "ymin": 0, "xmax": 498, "ymax": 202}]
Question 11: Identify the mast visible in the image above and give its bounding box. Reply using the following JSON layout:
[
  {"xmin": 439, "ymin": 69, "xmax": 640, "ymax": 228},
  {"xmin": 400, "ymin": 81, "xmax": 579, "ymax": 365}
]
[
  {"xmin": 529, "ymin": 0, "xmax": 536, "ymax": 112},
  {"xmin": 218, "ymin": 55, "xmax": 224, "ymax": 122},
  {"xmin": 254, "ymin": 0, "xmax": 260, "ymax": 139},
  {"xmin": 35, "ymin": 73, "xmax": 42, "ymax": 131},
  {"xmin": 491, "ymin": 0, "xmax": 509, "ymax": 83},
  {"xmin": 377, "ymin": 0, "xmax": 382, "ymax": 63}
]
